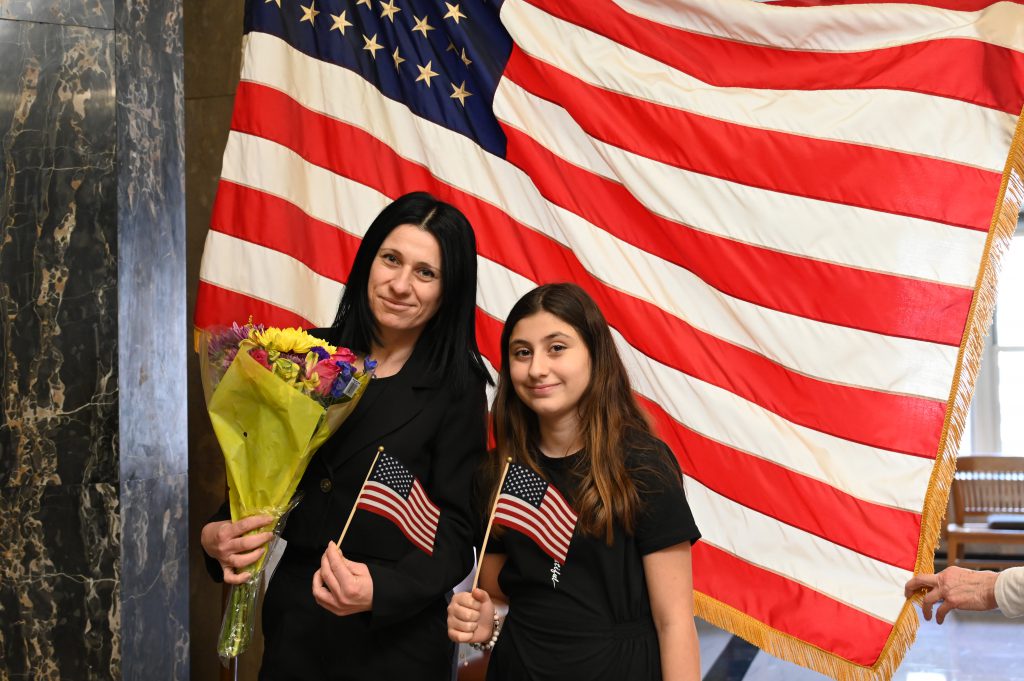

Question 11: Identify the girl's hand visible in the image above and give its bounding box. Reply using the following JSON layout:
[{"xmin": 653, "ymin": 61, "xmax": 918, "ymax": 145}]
[
  {"xmin": 200, "ymin": 514, "xmax": 275, "ymax": 585},
  {"xmin": 447, "ymin": 588, "xmax": 495, "ymax": 643},
  {"xmin": 312, "ymin": 541, "xmax": 374, "ymax": 616}
]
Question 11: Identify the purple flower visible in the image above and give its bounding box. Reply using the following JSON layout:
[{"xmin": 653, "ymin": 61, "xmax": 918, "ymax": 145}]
[{"xmin": 311, "ymin": 346, "xmax": 331, "ymax": 362}]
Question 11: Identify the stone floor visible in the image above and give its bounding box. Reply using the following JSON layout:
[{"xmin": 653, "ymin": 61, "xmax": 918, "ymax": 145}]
[{"xmin": 695, "ymin": 609, "xmax": 1021, "ymax": 681}]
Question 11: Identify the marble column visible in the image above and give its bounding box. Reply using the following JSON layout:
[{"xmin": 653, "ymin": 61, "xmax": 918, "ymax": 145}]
[
  {"xmin": 115, "ymin": 0, "xmax": 189, "ymax": 678},
  {"xmin": 0, "ymin": 0, "xmax": 188, "ymax": 679}
]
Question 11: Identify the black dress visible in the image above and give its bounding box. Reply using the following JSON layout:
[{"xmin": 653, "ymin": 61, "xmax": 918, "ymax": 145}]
[
  {"xmin": 204, "ymin": 336, "xmax": 488, "ymax": 681},
  {"xmin": 487, "ymin": 439, "xmax": 700, "ymax": 681}
]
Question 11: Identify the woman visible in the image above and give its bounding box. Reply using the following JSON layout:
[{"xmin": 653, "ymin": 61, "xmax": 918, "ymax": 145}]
[
  {"xmin": 447, "ymin": 283, "xmax": 701, "ymax": 681},
  {"xmin": 201, "ymin": 192, "xmax": 491, "ymax": 680}
]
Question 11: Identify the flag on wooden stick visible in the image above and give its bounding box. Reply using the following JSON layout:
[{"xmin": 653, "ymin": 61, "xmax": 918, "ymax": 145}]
[
  {"xmin": 356, "ymin": 451, "xmax": 440, "ymax": 556},
  {"xmin": 493, "ymin": 462, "xmax": 578, "ymax": 564}
]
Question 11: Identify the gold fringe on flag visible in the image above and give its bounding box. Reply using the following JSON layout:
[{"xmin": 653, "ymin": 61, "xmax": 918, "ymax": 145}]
[{"xmin": 694, "ymin": 105, "xmax": 1024, "ymax": 681}]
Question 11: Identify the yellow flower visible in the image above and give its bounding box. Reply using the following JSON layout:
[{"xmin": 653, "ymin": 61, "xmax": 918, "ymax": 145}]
[{"xmin": 250, "ymin": 327, "xmax": 336, "ymax": 355}]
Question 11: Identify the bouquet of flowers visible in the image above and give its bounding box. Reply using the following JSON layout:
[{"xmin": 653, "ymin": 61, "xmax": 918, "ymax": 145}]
[{"xmin": 199, "ymin": 321, "xmax": 374, "ymax": 663}]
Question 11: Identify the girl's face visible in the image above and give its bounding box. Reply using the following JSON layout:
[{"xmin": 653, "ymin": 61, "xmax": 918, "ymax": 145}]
[{"xmin": 508, "ymin": 311, "xmax": 592, "ymax": 429}]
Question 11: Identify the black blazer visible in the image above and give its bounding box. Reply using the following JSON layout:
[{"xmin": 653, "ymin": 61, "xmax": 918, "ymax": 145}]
[{"xmin": 280, "ymin": 328, "xmax": 489, "ymax": 628}]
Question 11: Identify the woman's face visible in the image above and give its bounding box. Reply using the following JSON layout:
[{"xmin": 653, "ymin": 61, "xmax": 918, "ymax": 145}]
[
  {"xmin": 508, "ymin": 311, "xmax": 592, "ymax": 428},
  {"xmin": 367, "ymin": 224, "xmax": 443, "ymax": 342}
]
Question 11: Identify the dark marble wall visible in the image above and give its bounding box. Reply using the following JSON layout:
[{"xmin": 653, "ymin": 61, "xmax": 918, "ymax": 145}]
[
  {"xmin": 0, "ymin": 0, "xmax": 189, "ymax": 678},
  {"xmin": 0, "ymin": 10, "xmax": 120, "ymax": 680},
  {"xmin": 184, "ymin": 1, "xmax": 248, "ymax": 680}
]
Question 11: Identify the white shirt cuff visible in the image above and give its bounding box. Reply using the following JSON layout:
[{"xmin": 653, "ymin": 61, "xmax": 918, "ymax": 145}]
[{"xmin": 995, "ymin": 567, "xmax": 1024, "ymax": 618}]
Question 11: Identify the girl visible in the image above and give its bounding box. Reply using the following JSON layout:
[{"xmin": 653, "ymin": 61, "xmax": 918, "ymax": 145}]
[{"xmin": 447, "ymin": 283, "xmax": 701, "ymax": 681}]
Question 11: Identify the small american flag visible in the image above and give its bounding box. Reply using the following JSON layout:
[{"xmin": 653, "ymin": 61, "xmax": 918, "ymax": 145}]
[
  {"xmin": 493, "ymin": 462, "xmax": 578, "ymax": 564},
  {"xmin": 356, "ymin": 451, "xmax": 440, "ymax": 555}
]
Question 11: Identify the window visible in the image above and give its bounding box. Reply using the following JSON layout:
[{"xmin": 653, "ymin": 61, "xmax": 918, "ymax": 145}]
[{"xmin": 967, "ymin": 215, "xmax": 1024, "ymax": 455}]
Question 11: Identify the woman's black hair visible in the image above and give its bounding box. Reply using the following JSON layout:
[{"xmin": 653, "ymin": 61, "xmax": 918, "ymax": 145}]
[{"xmin": 332, "ymin": 191, "xmax": 491, "ymax": 390}]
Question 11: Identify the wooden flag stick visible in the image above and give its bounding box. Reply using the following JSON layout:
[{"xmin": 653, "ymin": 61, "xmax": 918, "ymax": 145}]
[
  {"xmin": 337, "ymin": 446, "xmax": 384, "ymax": 547},
  {"xmin": 472, "ymin": 457, "xmax": 513, "ymax": 591}
]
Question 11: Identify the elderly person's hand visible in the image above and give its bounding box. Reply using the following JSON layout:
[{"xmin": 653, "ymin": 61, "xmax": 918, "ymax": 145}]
[
  {"xmin": 904, "ymin": 566, "xmax": 999, "ymax": 624},
  {"xmin": 312, "ymin": 541, "xmax": 374, "ymax": 616},
  {"xmin": 200, "ymin": 514, "xmax": 275, "ymax": 585}
]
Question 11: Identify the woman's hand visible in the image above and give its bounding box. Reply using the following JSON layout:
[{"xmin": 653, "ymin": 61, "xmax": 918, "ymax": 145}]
[
  {"xmin": 312, "ymin": 541, "xmax": 374, "ymax": 616},
  {"xmin": 447, "ymin": 588, "xmax": 495, "ymax": 644},
  {"xmin": 200, "ymin": 514, "xmax": 275, "ymax": 585}
]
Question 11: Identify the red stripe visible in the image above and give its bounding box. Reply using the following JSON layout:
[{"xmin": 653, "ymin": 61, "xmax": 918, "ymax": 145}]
[
  {"xmin": 497, "ymin": 491, "xmax": 577, "ymax": 544},
  {"xmin": 410, "ymin": 481, "xmax": 441, "ymax": 517},
  {"xmin": 541, "ymin": 489, "xmax": 579, "ymax": 526},
  {"xmin": 529, "ymin": 0, "xmax": 1024, "ymax": 115},
  {"xmin": 358, "ymin": 492, "xmax": 436, "ymax": 554},
  {"xmin": 358, "ymin": 495, "xmax": 434, "ymax": 549},
  {"xmin": 209, "ymin": 180, "xmax": 357, "ymax": 282},
  {"xmin": 358, "ymin": 502, "xmax": 433, "ymax": 554},
  {"xmin": 494, "ymin": 508, "xmax": 571, "ymax": 562},
  {"xmin": 195, "ymin": 281, "xmax": 314, "ymax": 330},
  {"xmin": 637, "ymin": 394, "xmax": 922, "ymax": 571},
  {"xmin": 694, "ymin": 543, "xmax": 892, "ymax": 666},
  {"xmin": 362, "ymin": 485, "xmax": 438, "ymax": 541},
  {"xmin": 495, "ymin": 514, "xmax": 568, "ymax": 563},
  {"xmin": 227, "ymin": 82, "xmax": 949, "ymax": 458},
  {"xmin": 504, "ymin": 46, "xmax": 1001, "ymax": 231},
  {"xmin": 502, "ymin": 125, "xmax": 972, "ymax": 347}
]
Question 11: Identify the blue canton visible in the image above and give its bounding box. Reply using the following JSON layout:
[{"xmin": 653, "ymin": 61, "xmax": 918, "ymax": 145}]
[{"xmin": 247, "ymin": 0, "xmax": 512, "ymax": 155}]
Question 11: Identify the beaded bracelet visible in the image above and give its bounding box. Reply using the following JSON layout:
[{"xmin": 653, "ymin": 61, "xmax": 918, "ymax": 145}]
[{"xmin": 469, "ymin": 611, "xmax": 501, "ymax": 652}]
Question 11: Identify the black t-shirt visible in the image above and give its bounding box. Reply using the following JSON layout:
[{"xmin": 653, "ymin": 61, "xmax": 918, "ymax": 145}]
[{"xmin": 487, "ymin": 438, "xmax": 700, "ymax": 681}]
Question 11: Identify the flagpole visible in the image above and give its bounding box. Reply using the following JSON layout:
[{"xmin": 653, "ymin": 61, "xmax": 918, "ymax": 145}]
[
  {"xmin": 472, "ymin": 457, "xmax": 513, "ymax": 591},
  {"xmin": 337, "ymin": 446, "xmax": 384, "ymax": 546}
]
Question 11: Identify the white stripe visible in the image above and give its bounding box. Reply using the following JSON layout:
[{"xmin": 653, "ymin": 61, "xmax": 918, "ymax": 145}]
[
  {"xmin": 244, "ymin": 30, "xmax": 987, "ymax": 289},
  {"xmin": 499, "ymin": 494, "xmax": 575, "ymax": 545},
  {"xmin": 503, "ymin": 0, "xmax": 1016, "ymax": 171},
  {"xmin": 543, "ymin": 490, "xmax": 579, "ymax": 525},
  {"xmin": 198, "ymin": 230, "xmax": 343, "ymax": 327},
  {"xmin": 403, "ymin": 492, "xmax": 439, "ymax": 528},
  {"xmin": 219, "ymin": 127, "xmax": 392, "ymax": 240},
  {"xmin": 494, "ymin": 512, "xmax": 568, "ymax": 560},
  {"xmin": 495, "ymin": 507, "xmax": 571, "ymax": 557},
  {"xmin": 361, "ymin": 488, "xmax": 436, "ymax": 546},
  {"xmin": 362, "ymin": 487, "xmax": 436, "ymax": 540},
  {"xmin": 200, "ymin": 242, "xmax": 935, "ymax": 511},
  {"xmin": 499, "ymin": 495, "xmax": 574, "ymax": 548},
  {"xmin": 409, "ymin": 483, "xmax": 441, "ymax": 521},
  {"xmin": 359, "ymin": 497, "xmax": 432, "ymax": 550},
  {"xmin": 231, "ymin": 42, "xmax": 963, "ymax": 400},
  {"xmin": 686, "ymin": 477, "xmax": 912, "ymax": 623},
  {"xmin": 493, "ymin": 77, "xmax": 988, "ymax": 289},
  {"xmin": 611, "ymin": 0, "xmax": 1024, "ymax": 53}
]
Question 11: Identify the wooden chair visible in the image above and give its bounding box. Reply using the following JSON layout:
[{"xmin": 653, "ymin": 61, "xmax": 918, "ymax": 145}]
[{"xmin": 947, "ymin": 455, "xmax": 1024, "ymax": 569}]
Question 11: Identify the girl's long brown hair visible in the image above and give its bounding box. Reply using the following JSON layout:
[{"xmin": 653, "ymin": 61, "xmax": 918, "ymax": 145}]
[{"xmin": 490, "ymin": 283, "xmax": 656, "ymax": 544}]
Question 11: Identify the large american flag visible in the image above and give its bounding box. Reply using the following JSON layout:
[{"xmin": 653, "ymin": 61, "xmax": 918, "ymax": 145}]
[
  {"xmin": 356, "ymin": 451, "xmax": 440, "ymax": 555},
  {"xmin": 492, "ymin": 462, "xmax": 579, "ymax": 564},
  {"xmin": 194, "ymin": 0, "xmax": 1024, "ymax": 677}
]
